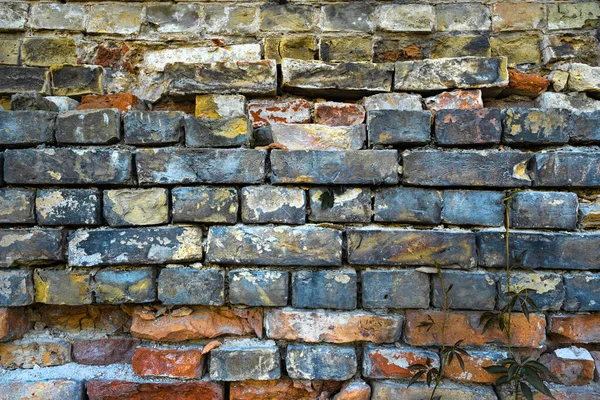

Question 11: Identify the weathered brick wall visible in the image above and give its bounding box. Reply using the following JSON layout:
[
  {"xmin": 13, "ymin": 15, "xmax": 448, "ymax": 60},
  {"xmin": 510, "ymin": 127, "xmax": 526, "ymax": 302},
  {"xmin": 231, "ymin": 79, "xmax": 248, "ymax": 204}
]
[{"xmin": 0, "ymin": 0, "xmax": 600, "ymax": 399}]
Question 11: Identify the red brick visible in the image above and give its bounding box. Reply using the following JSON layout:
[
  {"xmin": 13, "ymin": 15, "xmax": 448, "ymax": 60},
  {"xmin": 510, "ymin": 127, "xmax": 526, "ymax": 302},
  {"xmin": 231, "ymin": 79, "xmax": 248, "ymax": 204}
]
[
  {"xmin": 549, "ymin": 314, "xmax": 600, "ymax": 344},
  {"xmin": 247, "ymin": 98, "xmax": 311, "ymax": 127},
  {"xmin": 503, "ymin": 69, "xmax": 550, "ymax": 98},
  {"xmin": 132, "ymin": 347, "xmax": 204, "ymax": 379},
  {"xmin": 424, "ymin": 90, "xmax": 483, "ymax": 112},
  {"xmin": 87, "ymin": 379, "xmax": 223, "ymax": 400},
  {"xmin": 73, "ymin": 338, "xmax": 140, "ymax": 365},
  {"xmin": 77, "ymin": 93, "xmax": 143, "ymax": 113},
  {"xmin": 0, "ymin": 307, "xmax": 30, "ymax": 341},
  {"xmin": 229, "ymin": 378, "xmax": 343, "ymax": 400},
  {"xmin": 364, "ymin": 346, "xmax": 438, "ymax": 379},
  {"xmin": 540, "ymin": 347, "xmax": 595, "ymax": 386},
  {"xmin": 443, "ymin": 350, "xmax": 507, "ymax": 384},
  {"xmin": 333, "ymin": 379, "xmax": 371, "ymax": 400},
  {"xmin": 314, "ymin": 102, "xmax": 365, "ymax": 126}
]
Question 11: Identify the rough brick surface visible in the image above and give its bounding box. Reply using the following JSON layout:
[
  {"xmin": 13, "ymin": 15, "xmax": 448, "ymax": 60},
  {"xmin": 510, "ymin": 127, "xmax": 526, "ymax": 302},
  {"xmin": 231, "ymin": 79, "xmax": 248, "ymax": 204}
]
[{"xmin": 286, "ymin": 345, "xmax": 357, "ymax": 381}]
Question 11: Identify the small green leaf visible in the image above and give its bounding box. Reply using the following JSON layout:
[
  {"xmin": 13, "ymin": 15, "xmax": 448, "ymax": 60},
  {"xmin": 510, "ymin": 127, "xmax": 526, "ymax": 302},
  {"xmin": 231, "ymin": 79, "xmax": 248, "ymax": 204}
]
[{"xmin": 521, "ymin": 382, "xmax": 533, "ymax": 400}]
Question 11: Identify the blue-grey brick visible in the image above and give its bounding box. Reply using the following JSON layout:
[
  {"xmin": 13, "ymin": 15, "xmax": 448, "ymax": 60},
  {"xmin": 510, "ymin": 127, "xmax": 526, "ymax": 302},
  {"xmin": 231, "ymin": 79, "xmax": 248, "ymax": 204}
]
[
  {"xmin": 0, "ymin": 111, "xmax": 55, "ymax": 146},
  {"xmin": 374, "ymin": 187, "xmax": 442, "ymax": 224},
  {"xmin": 184, "ymin": 115, "xmax": 251, "ymax": 148},
  {"xmin": 242, "ymin": 186, "xmax": 305, "ymax": 224},
  {"xmin": 532, "ymin": 150, "xmax": 600, "ymax": 187},
  {"xmin": 0, "ymin": 380, "xmax": 84, "ymax": 400},
  {"xmin": 286, "ymin": 344, "xmax": 357, "ymax": 381},
  {"xmin": 94, "ymin": 267, "xmax": 156, "ymax": 304},
  {"xmin": 309, "ymin": 187, "xmax": 371, "ymax": 223},
  {"xmin": 362, "ymin": 269, "xmax": 429, "ymax": 309},
  {"xmin": 158, "ymin": 266, "xmax": 224, "ymax": 306},
  {"xmin": 348, "ymin": 228, "xmax": 477, "ymax": 267},
  {"xmin": 442, "ymin": 190, "xmax": 505, "ymax": 227},
  {"xmin": 478, "ymin": 230, "xmax": 600, "ymax": 270},
  {"xmin": 229, "ymin": 269, "xmax": 288, "ymax": 307},
  {"xmin": 0, "ymin": 228, "xmax": 64, "ymax": 268},
  {"xmin": 206, "ymin": 225, "xmax": 342, "ymax": 266},
  {"xmin": 509, "ymin": 191, "xmax": 578, "ymax": 229},
  {"xmin": 322, "ymin": 3, "xmax": 374, "ymax": 32},
  {"xmin": 34, "ymin": 268, "xmax": 92, "ymax": 305},
  {"xmin": 433, "ymin": 270, "xmax": 496, "ymax": 310},
  {"xmin": 68, "ymin": 226, "xmax": 203, "ymax": 267},
  {"xmin": 570, "ymin": 110, "xmax": 600, "ymax": 143},
  {"xmin": 36, "ymin": 189, "xmax": 100, "ymax": 226},
  {"xmin": 292, "ymin": 269, "xmax": 356, "ymax": 310},
  {"xmin": 56, "ymin": 109, "xmax": 120, "ymax": 144},
  {"xmin": 270, "ymin": 150, "xmax": 399, "ymax": 185},
  {"xmin": 136, "ymin": 148, "xmax": 266, "ymax": 185},
  {"xmin": 0, "ymin": 66, "xmax": 50, "ymax": 95},
  {"xmin": 210, "ymin": 339, "xmax": 280, "ymax": 381},
  {"xmin": 4, "ymin": 148, "xmax": 132, "ymax": 185},
  {"xmin": 498, "ymin": 271, "xmax": 564, "ymax": 311},
  {"xmin": 124, "ymin": 111, "xmax": 183, "ymax": 145},
  {"xmin": 403, "ymin": 150, "xmax": 532, "ymax": 187},
  {"xmin": 0, "ymin": 189, "xmax": 35, "ymax": 224},
  {"xmin": 435, "ymin": 108, "xmax": 501, "ymax": 145},
  {"xmin": 372, "ymin": 378, "xmax": 498, "ymax": 399},
  {"xmin": 0, "ymin": 269, "xmax": 33, "ymax": 306},
  {"xmin": 564, "ymin": 273, "xmax": 600, "ymax": 311},
  {"xmin": 172, "ymin": 186, "xmax": 238, "ymax": 224},
  {"xmin": 503, "ymin": 108, "xmax": 569, "ymax": 144},
  {"xmin": 367, "ymin": 110, "xmax": 431, "ymax": 146},
  {"xmin": 103, "ymin": 188, "xmax": 169, "ymax": 227}
]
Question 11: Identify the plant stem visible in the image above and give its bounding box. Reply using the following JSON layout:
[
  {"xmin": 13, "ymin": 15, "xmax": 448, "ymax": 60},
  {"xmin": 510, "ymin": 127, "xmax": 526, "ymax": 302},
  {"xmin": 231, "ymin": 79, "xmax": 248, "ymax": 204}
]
[
  {"xmin": 504, "ymin": 197, "xmax": 513, "ymax": 355},
  {"xmin": 430, "ymin": 265, "xmax": 448, "ymax": 400}
]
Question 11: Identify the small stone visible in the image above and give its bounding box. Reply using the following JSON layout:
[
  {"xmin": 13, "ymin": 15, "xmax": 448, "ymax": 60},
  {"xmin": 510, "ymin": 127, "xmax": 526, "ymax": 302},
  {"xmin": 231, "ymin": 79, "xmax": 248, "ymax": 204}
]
[
  {"xmin": 210, "ymin": 339, "xmax": 280, "ymax": 381},
  {"xmin": 50, "ymin": 65, "xmax": 104, "ymax": 96},
  {"xmin": 247, "ymin": 98, "xmax": 311, "ymax": 128},
  {"xmin": 320, "ymin": 37, "xmax": 372, "ymax": 63},
  {"xmin": 77, "ymin": 93, "xmax": 143, "ymax": 113},
  {"xmin": 373, "ymin": 38, "xmax": 424, "ymax": 63},
  {"xmin": 87, "ymin": 4, "xmax": 143, "ymax": 35},
  {"xmin": 36, "ymin": 189, "xmax": 101, "ymax": 226},
  {"xmin": 321, "ymin": 3, "xmax": 374, "ymax": 33},
  {"xmin": 0, "ymin": 189, "xmax": 35, "ymax": 224},
  {"xmin": 241, "ymin": 186, "xmax": 305, "ymax": 224},
  {"xmin": 309, "ymin": 187, "xmax": 371, "ymax": 223},
  {"xmin": 229, "ymin": 269, "xmax": 288, "ymax": 307},
  {"xmin": 424, "ymin": 90, "xmax": 484, "ymax": 111},
  {"xmin": 172, "ymin": 186, "xmax": 238, "ymax": 224},
  {"xmin": 0, "ymin": 110, "xmax": 55, "ymax": 146},
  {"xmin": 9, "ymin": 92, "xmax": 58, "ymax": 112},
  {"xmin": 368, "ymin": 110, "xmax": 432, "ymax": 146},
  {"xmin": 0, "ymin": 307, "xmax": 30, "ymax": 341},
  {"xmin": 362, "ymin": 93, "xmax": 423, "ymax": 111},
  {"xmin": 144, "ymin": 4, "xmax": 202, "ymax": 36},
  {"xmin": 442, "ymin": 190, "xmax": 505, "ymax": 227},
  {"xmin": 532, "ymin": 150, "xmax": 600, "ymax": 187},
  {"xmin": 204, "ymin": 5, "xmax": 259, "ymax": 35},
  {"xmin": 570, "ymin": 110, "xmax": 600, "ymax": 143},
  {"xmin": 0, "ymin": 39, "xmax": 19, "ymax": 65},
  {"xmin": 362, "ymin": 269, "xmax": 429, "ymax": 309},
  {"xmin": 372, "ymin": 380, "xmax": 497, "ymax": 399},
  {"xmin": 0, "ymin": 3, "xmax": 28, "ymax": 31},
  {"xmin": 0, "ymin": 66, "xmax": 50, "ymax": 95},
  {"xmin": 375, "ymin": 4, "xmax": 434, "ymax": 32},
  {"xmin": 132, "ymin": 347, "xmax": 205, "ymax": 379},
  {"xmin": 195, "ymin": 94, "xmax": 246, "ymax": 119},
  {"xmin": 72, "ymin": 338, "xmax": 139, "ymax": 365},
  {"xmin": 432, "ymin": 35, "xmax": 491, "ymax": 58},
  {"xmin": 374, "ymin": 187, "xmax": 442, "ymax": 224},
  {"xmin": 158, "ymin": 266, "xmax": 224, "ymax": 306},
  {"xmin": 292, "ymin": 270, "xmax": 357, "ymax": 310},
  {"xmin": 95, "ymin": 267, "xmax": 156, "ymax": 304},
  {"xmin": 492, "ymin": 2, "xmax": 545, "ymax": 32},
  {"xmin": 540, "ymin": 346, "xmax": 595, "ymax": 386},
  {"xmin": 567, "ymin": 63, "xmax": 600, "ymax": 94},
  {"xmin": 503, "ymin": 69, "xmax": 550, "ymax": 98},
  {"xmin": 549, "ymin": 314, "xmax": 600, "ymax": 343},
  {"xmin": 0, "ymin": 339, "xmax": 71, "ymax": 368},
  {"xmin": 124, "ymin": 111, "xmax": 183, "ymax": 145},
  {"xmin": 314, "ymin": 102, "xmax": 365, "ymax": 126},
  {"xmin": 490, "ymin": 34, "xmax": 543, "ymax": 66},
  {"xmin": 547, "ymin": 2, "xmax": 600, "ymax": 30},
  {"xmin": 287, "ymin": 344, "xmax": 357, "ymax": 381},
  {"xmin": 184, "ymin": 115, "xmax": 251, "ymax": 148},
  {"xmin": 579, "ymin": 199, "xmax": 600, "ymax": 229},
  {"xmin": 36, "ymin": 304, "xmax": 129, "ymax": 333},
  {"xmin": 259, "ymin": 3, "xmax": 316, "ymax": 32},
  {"xmin": 103, "ymin": 188, "xmax": 169, "ymax": 227},
  {"xmin": 543, "ymin": 34, "xmax": 599, "ymax": 64},
  {"xmin": 264, "ymin": 37, "xmax": 318, "ymax": 64},
  {"xmin": 563, "ymin": 274, "xmax": 600, "ymax": 312},
  {"xmin": 333, "ymin": 380, "xmax": 371, "ymax": 400},
  {"xmin": 270, "ymin": 123, "xmax": 365, "ymax": 150},
  {"xmin": 535, "ymin": 92, "xmax": 600, "ymax": 112},
  {"xmin": 0, "ymin": 269, "xmax": 34, "ymax": 306},
  {"xmin": 56, "ymin": 109, "xmax": 120, "ymax": 144},
  {"xmin": 436, "ymin": 3, "xmax": 491, "ymax": 32},
  {"xmin": 28, "ymin": 3, "xmax": 86, "ymax": 31},
  {"xmin": 0, "ymin": 228, "xmax": 65, "ymax": 268},
  {"xmin": 34, "ymin": 268, "xmax": 92, "ymax": 305},
  {"xmin": 22, "ymin": 37, "xmax": 77, "ymax": 67}
]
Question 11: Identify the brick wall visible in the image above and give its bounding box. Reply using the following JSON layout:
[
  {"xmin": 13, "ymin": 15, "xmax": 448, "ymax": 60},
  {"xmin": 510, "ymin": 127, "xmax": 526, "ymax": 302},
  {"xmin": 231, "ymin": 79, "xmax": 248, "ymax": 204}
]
[{"xmin": 0, "ymin": 1, "xmax": 600, "ymax": 399}]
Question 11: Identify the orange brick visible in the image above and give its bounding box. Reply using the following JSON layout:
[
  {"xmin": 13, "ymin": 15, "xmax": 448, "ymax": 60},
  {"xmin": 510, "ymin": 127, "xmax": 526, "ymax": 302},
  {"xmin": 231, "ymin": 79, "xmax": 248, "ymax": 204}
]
[{"xmin": 132, "ymin": 347, "xmax": 205, "ymax": 379}]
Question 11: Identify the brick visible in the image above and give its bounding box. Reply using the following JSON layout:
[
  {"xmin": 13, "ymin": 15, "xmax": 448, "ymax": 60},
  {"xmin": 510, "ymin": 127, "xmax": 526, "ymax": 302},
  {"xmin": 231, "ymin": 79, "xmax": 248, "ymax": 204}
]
[
  {"xmin": 425, "ymin": 90, "xmax": 484, "ymax": 112},
  {"xmin": 36, "ymin": 304, "xmax": 129, "ymax": 333},
  {"xmin": 374, "ymin": 187, "xmax": 442, "ymax": 224},
  {"xmin": 437, "ymin": 3, "xmax": 491, "ymax": 31},
  {"xmin": 334, "ymin": 379, "xmax": 371, "ymax": 400},
  {"xmin": 372, "ymin": 380, "xmax": 497, "ymax": 399},
  {"xmin": 509, "ymin": 191, "xmax": 578, "ymax": 229},
  {"xmin": 22, "ymin": 37, "xmax": 76, "ymax": 67},
  {"xmin": 320, "ymin": 36, "xmax": 372, "ymax": 63},
  {"xmin": 433, "ymin": 270, "xmax": 496, "ymax": 310},
  {"xmin": 35, "ymin": 268, "xmax": 92, "ymax": 305},
  {"xmin": 144, "ymin": 4, "xmax": 201, "ymax": 35},
  {"xmin": 492, "ymin": 3, "xmax": 545, "ymax": 32},
  {"xmin": 549, "ymin": 314, "xmax": 600, "ymax": 343},
  {"xmin": 0, "ymin": 339, "xmax": 71, "ymax": 368},
  {"xmin": 185, "ymin": 115, "xmax": 251, "ymax": 148},
  {"xmin": 405, "ymin": 310, "xmax": 546, "ymax": 348},
  {"xmin": 403, "ymin": 149, "xmax": 532, "ymax": 187},
  {"xmin": 322, "ymin": 3, "xmax": 374, "ymax": 33},
  {"xmin": 136, "ymin": 148, "xmax": 266, "ymax": 185},
  {"xmin": 172, "ymin": 186, "xmax": 237, "ymax": 224},
  {"xmin": 548, "ymin": 3, "xmax": 600, "ymax": 30},
  {"xmin": 0, "ymin": 269, "xmax": 33, "ymax": 306},
  {"xmin": 375, "ymin": 4, "xmax": 434, "ymax": 32},
  {"xmin": 0, "ymin": 3, "xmax": 28, "ymax": 31},
  {"xmin": 36, "ymin": 189, "xmax": 100, "ymax": 226},
  {"xmin": 56, "ymin": 109, "xmax": 120, "ymax": 144},
  {"xmin": 433, "ymin": 35, "xmax": 491, "ymax": 59},
  {"xmin": 133, "ymin": 347, "xmax": 205, "ymax": 379},
  {"xmin": 504, "ymin": 69, "xmax": 550, "ymax": 98},
  {"xmin": 230, "ymin": 378, "xmax": 342, "ymax": 400},
  {"xmin": 72, "ymin": 338, "xmax": 139, "ymax": 365},
  {"xmin": 68, "ymin": 226, "xmax": 203, "ymax": 267},
  {"xmin": 309, "ymin": 187, "xmax": 371, "ymax": 223},
  {"xmin": 564, "ymin": 274, "xmax": 600, "ymax": 311},
  {"xmin": 442, "ymin": 190, "xmax": 505, "ymax": 227},
  {"xmin": 503, "ymin": 108, "xmax": 569, "ymax": 145},
  {"xmin": 368, "ymin": 110, "xmax": 432, "ymax": 146},
  {"xmin": 544, "ymin": 35, "xmax": 600, "ymax": 65},
  {"xmin": 260, "ymin": 4, "xmax": 315, "ymax": 32},
  {"xmin": 579, "ymin": 199, "xmax": 600, "ymax": 229},
  {"xmin": 87, "ymin": 4, "xmax": 142, "ymax": 35},
  {"xmin": 292, "ymin": 269, "xmax": 356, "ymax": 310},
  {"xmin": 287, "ymin": 345, "xmax": 356, "ymax": 381},
  {"xmin": 0, "ymin": 228, "xmax": 64, "ymax": 267},
  {"xmin": 0, "ymin": 39, "xmax": 19, "ymax": 65},
  {"xmin": 206, "ymin": 225, "xmax": 341, "ymax": 266},
  {"xmin": 395, "ymin": 57, "xmax": 508, "ymax": 92},
  {"xmin": 0, "ymin": 307, "xmax": 30, "ymax": 341},
  {"xmin": 95, "ymin": 267, "xmax": 156, "ymax": 304},
  {"xmin": 533, "ymin": 151, "xmax": 600, "ymax": 187},
  {"xmin": 229, "ymin": 269, "xmax": 288, "ymax": 307},
  {"xmin": 124, "ymin": 111, "xmax": 183, "ymax": 145},
  {"xmin": 373, "ymin": 37, "xmax": 425, "ymax": 63},
  {"xmin": 265, "ymin": 309, "xmax": 402, "ymax": 344},
  {"xmin": 0, "ymin": 110, "xmax": 55, "ymax": 146},
  {"xmin": 28, "ymin": 3, "xmax": 86, "ymax": 31},
  {"xmin": 270, "ymin": 150, "xmax": 398, "ymax": 185},
  {"xmin": 195, "ymin": 94, "xmax": 245, "ymax": 119},
  {"xmin": 362, "ymin": 269, "xmax": 429, "ymax": 309},
  {"xmin": 0, "ymin": 188, "xmax": 35, "ymax": 224},
  {"xmin": 241, "ymin": 186, "xmax": 305, "ymax": 224},
  {"xmin": 77, "ymin": 93, "xmax": 142, "ymax": 113},
  {"xmin": 314, "ymin": 102, "xmax": 365, "ymax": 126},
  {"xmin": 10, "ymin": 92, "xmax": 60, "ymax": 112},
  {"xmin": 435, "ymin": 108, "xmax": 501, "ymax": 145},
  {"xmin": 247, "ymin": 98, "xmax": 311, "ymax": 128},
  {"xmin": 87, "ymin": 379, "xmax": 222, "ymax": 400},
  {"xmin": 5, "ymin": 148, "xmax": 132, "ymax": 185},
  {"xmin": 0, "ymin": 66, "xmax": 49, "ymax": 95},
  {"xmin": 348, "ymin": 228, "xmax": 476, "ymax": 267},
  {"xmin": 362, "ymin": 93, "xmax": 423, "ymax": 112},
  {"xmin": 130, "ymin": 306, "xmax": 262, "ymax": 342},
  {"xmin": 264, "ymin": 36, "xmax": 318, "ymax": 64},
  {"xmin": 103, "ymin": 188, "xmax": 169, "ymax": 227},
  {"xmin": 540, "ymin": 347, "xmax": 595, "ymax": 386},
  {"xmin": 0, "ymin": 380, "xmax": 83, "ymax": 400},
  {"xmin": 570, "ymin": 110, "xmax": 600, "ymax": 143},
  {"xmin": 271, "ymin": 123, "xmax": 365, "ymax": 150},
  {"xmin": 363, "ymin": 345, "xmax": 438, "ymax": 379},
  {"xmin": 158, "ymin": 266, "xmax": 224, "ymax": 306},
  {"xmin": 204, "ymin": 5, "xmax": 259, "ymax": 35},
  {"xmin": 210, "ymin": 339, "xmax": 280, "ymax": 381},
  {"xmin": 491, "ymin": 34, "xmax": 542, "ymax": 66},
  {"xmin": 443, "ymin": 349, "xmax": 508, "ymax": 383},
  {"xmin": 166, "ymin": 61, "xmax": 277, "ymax": 96},
  {"xmin": 51, "ymin": 65, "xmax": 103, "ymax": 96}
]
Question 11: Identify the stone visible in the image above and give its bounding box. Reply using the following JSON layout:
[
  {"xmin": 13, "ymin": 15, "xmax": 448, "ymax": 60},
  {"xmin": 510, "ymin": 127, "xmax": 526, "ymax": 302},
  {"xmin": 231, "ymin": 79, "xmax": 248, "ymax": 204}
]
[
  {"xmin": 498, "ymin": 271, "xmax": 564, "ymax": 311},
  {"xmin": 374, "ymin": 187, "xmax": 442, "ymax": 224},
  {"xmin": 195, "ymin": 94, "xmax": 246, "ymax": 119},
  {"xmin": 0, "ymin": 339, "xmax": 71, "ymax": 368},
  {"xmin": 241, "ymin": 186, "xmax": 305, "ymax": 224},
  {"xmin": 368, "ymin": 110, "xmax": 431, "ymax": 146},
  {"xmin": 333, "ymin": 379, "xmax": 371, "ymax": 400},
  {"xmin": 184, "ymin": 115, "xmax": 251, "ymax": 147},
  {"xmin": 570, "ymin": 110, "xmax": 600, "ymax": 143},
  {"xmin": 564, "ymin": 274, "xmax": 600, "ymax": 311},
  {"xmin": 424, "ymin": 90, "xmax": 484, "ymax": 111},
  {"xmin": 436, "ymin": 3, "xmax": 491, "ymax": 32},
  {"xmin": 0, "ymin": 39, "xmax": 19, "ymax": 65},
  {"xmin": 0, "ymin": 380, "xmax": 84, "ymax": 400},
  {"xmin": 0, "ymin": 269, "xmax": 33, "ymax": 306},
  {"xmin": 270, "ymin": 150, "xmax": 399, "ymax": 185},
  {"xmin": 503, "ymin": 108, "xmax": 569, "ymax": 144},
  {"xmin": 172, "ymin": 186, "xmax": 238, "ymax": 224},
  {"xmin": 0, "ymin": 307, "xmax": 30, "ymax": 341},
  {"xmin": 0, "ymin": 66, "xmax": 50, "ymax": 95},
  {"xmin": 9, "ymin": 92, "xmax": 58, "ymax": 111},
  {"xmin": 56, "ymin": 109, "xmax": 120, "ymax": 144},
  {"xmin": 540, "ymin": 347, "xmax": 595, "ymax": 386},
  {"xmin": 509, "ymin": 191, "xmax": 578, "ymax": 229},
  {"xmin": 492, "ymin": 2, "xmax": 546, "ymax": 32},
  {"xmin": 442, "ymin": 190, "xmax": 505, "ymax": 227},
  {"xmin": 579, "ymin": 199, "xmax": 600, "ymax": 229},
  {"xmin": 36, "ymin": 189, "xmax": 100, "ymax": 226},
  {"xmin": 136, "ymin": 148, "xmax": 266, "ymax": 185},
  {"xmin": 532, "ymin": 150, "xmax": 600, "ymax": 187},
  {"xmin": 271, "ymin": 123, "xmax": 365, "ymax": 150},
  {"xmin": 372, "ymin": 380, "xmax": 497, "ymax": 400},
  {"xmin": 124, "ymin": 111, "xmax": 183, "ymax": 145},
  {"xmin": 314, "ymin": 102, "xmax": 365, "ymax": 126},
  {"xmin": 363, "ymin": 345, "xmax": 438, "ymax": 379},
  {"xmin": 210, "ymin": 339, "xmax": 280, "ymax": 381},
  {"xmin": 158, "ymin": 266, "xmax": 224, "ymax": 306},
  {"xmin": 130, "ymin": 306, "xmax": 262, "ymax": 341},
  {"xmin": 265, "ymin": 309, "xmax": 402, "ymax": 344},
  {"xmin": 87, "ymin": 380, "xmax": 222, "ymax": 400},
  {"xmin": 435, "ymin": 108, "xmax": 501, "ymax": 145},
  {"xmin": 432, "ymin": 270, "xmax": 497, "ymax": 310},
  {"xmin": 549, "ymin": 314, "xmax": 600, "ymax": 343},
  {"xmin": 309, "ymin": 187, "xmax": 371, "ymax": 223},
  {"xmin": 292, "ymin": 269, "xmax": 357, "ymax": 310},
  {"xmin": 34, "ymin": 268, "xmax": 92, "ymax": 305},
  {"xmin": 0, "ymin": 110, "xmax": 55, "ymax": 146},
  {"xmin": 103, "ymin": 188, "xmax": 169, "ymax": 227},
  {"xmin": 50, "ymin": 65, "xmax": 103, "ymax": 96},
  {"xmin": 77, "ymin": 93, "xmax": 142, "ymax": 113},
  {"xmin": 260, "ymin": 3, "xmax": 315, "ymax": 32},
  {"xmin": 204, "ymin": 5, "xmax": 259, "ymax": 35},
  {"xmin": 247, "ymin": 98, "xmax": 311, "ymax": 128},
  {"xmin": 0, "ymin": 3, "xmax": 28, "ymax": 31},
  {"xmin": 321, "ymin": 3, "xmax": 374, "ymax": 33},
  {"xmin": 503, "ymin": 69, "xmax": 550, "ymax": 98},
  {"xmin": 72, "ymin": 338, "xmax": 139, "ymax": 365},
  {"xmin": 485, "ymin": 95, "xmax": 535, "ymax": 109},
  {"xmin": 36, "ymin": 304, "xmax": 129, "ymax": 333},
  {"xmin": 94, "ymin": 267, "xmax": 156, "ymax": 304},
  {"xmin": 432, "ymin": 35, "xmax": 491, "ymax": 59},
  {"xmin": 375, "ymin": 4, "xmax": 434, "ymax": 32},
  {"xmin": 443, "ymin": 349, "xmax": 508, "ymax": 383},
  {"xmin": 0, "ymin": 188, "xmax": 35, "ymax": 224},
  {"xmin": 132, "ymin": 347, "xmax": 205, "ymax": 379},
  {"xmin": 402, "ymin": 149, "xmax": 532, "ymax": 187},
  {"xmin": 361, "ymin": 269, "xmax": 429, "ymax": 309},
  {"xmin": 0, "ymin": 228, "xmax": 64, "ymax": 268},
  {"xmin": 87, "ymin": 4, "xmax": 143, "ymax": 35},
  {"xmin": 491, "ymin": 34, "xmax": 542, "ymax": 65},
  {"xmin": 535, "ymin": 92, "xmax": 600, "ymax": 112},
  {"xmin": 547, "ymin": 2, "xmax": 600, "ymax": 30},
  {"xmin": 264, "ymin": 36, "xmax": 318, "ymax": 64},
  {"xmin": 567, "ymin": 63, "xmax": 600, "ymax": 95},
  {"xmin": 144, "ymin": 4, "xmax": 202, "ymax": 35},
  {"xmin": 320, "ymin": 37, "xmax": 372, "ymax": 63},
  {"xmin": 22, "ymin": 37, "xmax": 77, "ymax": 67},
  {"xmin": 395, "ymin": 57, "xmax": 508, "ymax": 92},
  {"xmin": 68, "ymin": 226, "xmax": 203, "ymax": 267},
  {"xmin": 206, "ymin": 225, "xmax": 342, "ymax": 266},
  {"xmin": 229, "ymin": 270, "xmax": 288, "ymax": 307},
  {"xmin": 286, "ymin": 345, "xmax": 356, "ymax": 381},
  {"xmin": 347, "ymin": 228, "xmax": 477, "ymax": 267},
  {"xmin": 543, "ymin": 34, "xmax": 600, "ymax": 65},
  {"xmin": 230, "ymin": 378, "xmax": 343, "ymax": 400},
  {"xmin": 28, "ymin": 3, "xmax": 86, "ymax": 31},
  {"xmin": 362, "ymin": 93, "xmax": 423, "ymax": 111}
]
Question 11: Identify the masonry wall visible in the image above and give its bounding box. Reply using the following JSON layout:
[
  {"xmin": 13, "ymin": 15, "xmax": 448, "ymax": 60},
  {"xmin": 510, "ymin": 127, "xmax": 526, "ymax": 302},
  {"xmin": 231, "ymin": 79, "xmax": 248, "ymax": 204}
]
[{"xmin": 0, "ymin": 1, "xmax": 600, "ymax": 399}]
